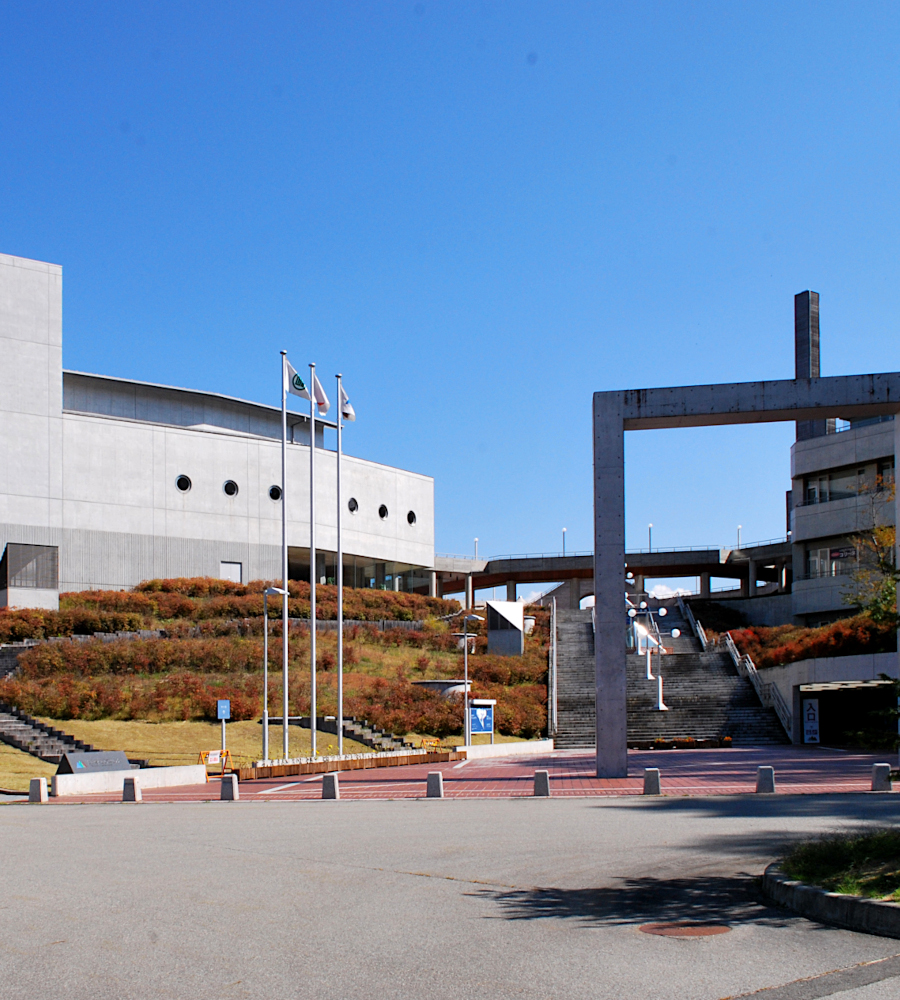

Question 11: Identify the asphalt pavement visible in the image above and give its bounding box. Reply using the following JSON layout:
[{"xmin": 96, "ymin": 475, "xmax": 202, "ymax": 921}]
[{"xmin": 3, "ymin": 793, "xmax": 900, "ymax": 1000}]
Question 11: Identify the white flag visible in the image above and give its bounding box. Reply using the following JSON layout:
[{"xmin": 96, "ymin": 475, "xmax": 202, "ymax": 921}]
[
  {"xmin": 339, "ymin": 383, "xmax": 356, "ymax": 422},
  {"xmin": 285, "ymin": 360, "xmax": 330, "ymax": 414}
]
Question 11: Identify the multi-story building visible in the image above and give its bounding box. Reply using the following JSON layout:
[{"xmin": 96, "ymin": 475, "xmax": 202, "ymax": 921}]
[{"xmin": 0, "ymin": 252, "xmax": 435, "ymax": 608}]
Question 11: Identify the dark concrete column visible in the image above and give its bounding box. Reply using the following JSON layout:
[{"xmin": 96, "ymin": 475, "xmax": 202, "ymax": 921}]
[
  {"xmin": 748, "ymin": 559, "xmax": 758, "ymax": 597},
  {"xmin": 795, "ymin": 291, "xmax": 834, "ymax": 440},
  {"xmin": 699, "ymin": 572, "xmax": 710, "ymax": 599},
  {"xmin": 593, "ymin": 391, "xmax": 627, "ymax": 778},
  {"xmin": 506, "ymin": 579, "xmax": 516, "ymax": 601}
]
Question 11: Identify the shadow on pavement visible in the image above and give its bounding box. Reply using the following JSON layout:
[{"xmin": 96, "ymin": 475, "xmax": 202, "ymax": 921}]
[{"xmin": 475, "ymin": 874, "xmax": 799, "ymax": 929}]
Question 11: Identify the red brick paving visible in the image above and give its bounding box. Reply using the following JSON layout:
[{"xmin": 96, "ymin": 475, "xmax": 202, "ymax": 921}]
[{"xmin": 47, "ymin": 745, "xmax": 897, "ymax": 803}]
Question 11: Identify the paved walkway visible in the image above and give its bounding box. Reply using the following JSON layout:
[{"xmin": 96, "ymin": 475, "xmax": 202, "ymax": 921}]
[{"xmin": 46, "ymin": 745, "xmax": 897, "ymax": 803}]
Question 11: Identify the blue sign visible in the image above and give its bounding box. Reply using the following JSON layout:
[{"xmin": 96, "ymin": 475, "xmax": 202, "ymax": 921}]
[
  {"xmin": 217, "ymin": 699, "xmax": 231, "ymax": 721},
  {"xmin": 470, "ymin": 705, "xmax": 493, "ymax": 734}
]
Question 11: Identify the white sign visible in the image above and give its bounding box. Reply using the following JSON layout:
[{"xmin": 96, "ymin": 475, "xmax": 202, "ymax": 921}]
[
  {"xmin": 803, "ymin": 699, "xmax": 820, "ymax": 744},
  {"xmin": 207, "ymin": 750, "xmax": 221, "ymax": 764}
]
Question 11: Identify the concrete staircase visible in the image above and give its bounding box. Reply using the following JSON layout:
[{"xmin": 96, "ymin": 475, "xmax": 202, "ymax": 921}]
[
  {"xmin": 0, "ymin": 705, "xmax": 95, "ymax": 763},
  {"xmin": 553, "ymin": 602, "xmax": 788, "ymax": 748}
]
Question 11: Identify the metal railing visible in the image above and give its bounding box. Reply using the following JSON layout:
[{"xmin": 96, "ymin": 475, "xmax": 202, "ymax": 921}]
[
  {"xmin": 548, "ymin": 598, "xmax": 558, "ymax": 737},
  {"xmin": 677, "ymin": 596, "xmax": 708, "ymax": 651},
  {"xmin": 723, "ymin": 631, "xmax": 792, "ymax": 740}
]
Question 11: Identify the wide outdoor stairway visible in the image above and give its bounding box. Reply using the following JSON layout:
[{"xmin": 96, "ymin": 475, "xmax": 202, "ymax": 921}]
[
  {"xmin": 554, "ymin": 602, "xmax": 788, "ymax": 748},
  {"xmin": 0, "ymin": 705, "xmax": 95, "ymax": 763}
]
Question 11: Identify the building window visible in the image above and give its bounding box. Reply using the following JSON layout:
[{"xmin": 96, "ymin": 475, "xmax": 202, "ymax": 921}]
[
  {"xmin": 348, "ymin": 497, "xmax": 358, "ymax": 513},
  {"xmin": 407, "ymin": 510, "xmax": 417, "ymax": 525},
  {"xmin": 379, "ymin": 504, "xmax": 389, "ymax": 519},
  {"xmin": 176, "ymin": 475, "xmax": 192, "ymax": 493},
  {"xmin": 807, "ymin": 544, "xmax": 857, "ymax": 579},
  {"xmin": 223, "ymin": 480, "xmax": 239, "ymax": 497},
  {"xmin": 268, "ymin": 485, "xmax": 282, "ymax": 501},
  {"xmin": 219, "ymin": 561, "xmax": 242, "ymax": 583}
]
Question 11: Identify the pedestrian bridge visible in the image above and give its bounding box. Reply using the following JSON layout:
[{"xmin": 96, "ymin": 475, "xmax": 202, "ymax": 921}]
[{"xmin": 433, "ymin": 537, "xmax": 792, "ymax": 607}]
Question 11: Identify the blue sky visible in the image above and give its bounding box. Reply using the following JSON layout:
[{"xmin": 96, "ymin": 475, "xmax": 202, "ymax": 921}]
[{"xmin": 3, "ymin": 1, "xmax": 900, "ymax": 577}]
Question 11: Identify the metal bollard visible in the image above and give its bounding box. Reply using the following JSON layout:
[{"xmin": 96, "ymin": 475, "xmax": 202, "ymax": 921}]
[
  {"xmin": 322, "ymin": 773, "xmax": 340, "ymax": 799},
  {"xmin": 28, "ymin": 777, "xmax": 48, "ymax": 803},
  {"xmin": 872, "ymin": 763, "xmax": 893, "ymax": 792},
  {"xmin": 123, "ymin": 776, "xmax": 142, "ymax": 802},
  {"xmin": 426, "ymin": 772, "xmax": 444, "ymax": 798},
  {"xmin": 756, "ymin": 766, "xmax": 776, "ymax": 794},
  {"xmin": 534, "ymin": 770, "xmax": 551, "ymax": 797},
  {"xmin": 221, "ymin": 774, "xmax": 239, "ymax": 800},
  {"xmin": 643, "ymin": 768, "xmax": 661, "ymax": 795}
]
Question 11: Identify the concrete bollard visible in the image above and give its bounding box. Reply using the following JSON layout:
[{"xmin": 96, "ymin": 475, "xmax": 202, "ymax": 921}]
[
  {"xmin": 643, "ymin": 768, "xmax": 661, "ymax": 795},
  {"xmin": 872, "ymin": 763, "xmax": 893, "ymax": 792},
  {"xmin": 122, "ymin": 776, "xmax": 142, "ymax": 802},
  {"xmin": 756, "ymin": 766, "xmax": 776, "ymax": 794},
  {"xmin": 322, "ymin": 773, "xmax": 340, "ymax": 799},
  {"xmin": 534, "ymin": 770, "xmax": 551, "ymax": 797},
  {"xmin": 28, "ymin": 777, "xmax": 48, "ymax": 803},
  {"xmin": 221, "ymin": 774, "xmax": 239, "ymax": 801},
  {"xmin": 426, "ymin": 772, "xmax": 444, "ymax": 798}
]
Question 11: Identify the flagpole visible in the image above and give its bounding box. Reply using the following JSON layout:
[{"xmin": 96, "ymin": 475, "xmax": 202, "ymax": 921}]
[
  {"xmin": 309, "ymin": 362, "xmax": 317, "ymax": 757},
  {"xmin": 280, "ymin": 351, "xmax": 290, "ymax": 761},
  {"xmin": 336, "ymin": 373, "xmax": 344, "ymax": 756}
]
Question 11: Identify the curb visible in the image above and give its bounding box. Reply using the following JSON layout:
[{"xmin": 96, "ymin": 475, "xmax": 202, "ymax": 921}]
[{"xmin": 762, "ymin": 863, "xmax": 900, "ymax": 939}]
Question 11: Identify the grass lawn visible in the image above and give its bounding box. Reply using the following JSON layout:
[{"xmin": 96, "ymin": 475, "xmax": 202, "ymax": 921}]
[
  {"xmin": 0, "ymin": 742, "xmax": 57, "ymax": 793},
  {"xmin": 36, "ymin": 718, "xmax": 372, "ymax": 767},
  {"xmin": 781, "ymin": 828, "xmax": 900, "ymax": 900}
]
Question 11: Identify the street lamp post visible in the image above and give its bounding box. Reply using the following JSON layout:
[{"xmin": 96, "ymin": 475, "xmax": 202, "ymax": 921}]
[
  {"xmin": 737, "ymin": 525, "xmax": 742, "ymax": 548},
  {"xmin": 263, "ymin": 586, "xmax": 287, "ymax": 762},
  {"xmin": 562, "ymin": 527, "xmax": 567, "ymax": 556},
  {"xmin": 462, "ymin": 613, "xmax": 484, "ymax": 746},
  {"xmin": 648, "ymin": 523, "xmax": 653, "ymax": 551}
]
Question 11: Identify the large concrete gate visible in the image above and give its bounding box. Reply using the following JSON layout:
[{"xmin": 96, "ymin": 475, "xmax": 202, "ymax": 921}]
[{"xmin": 593, "ymin": 373, "xmax": 900, "ymax": 777}]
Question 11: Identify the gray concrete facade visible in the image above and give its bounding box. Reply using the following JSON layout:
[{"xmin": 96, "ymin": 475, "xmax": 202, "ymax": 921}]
[
  {"xmin": 0, "ymin": 253, "xmax": 435, "ymax": 597},
  {"xmin": 593, "ymin": 372, "xmax": 900, "ymax": 776}
]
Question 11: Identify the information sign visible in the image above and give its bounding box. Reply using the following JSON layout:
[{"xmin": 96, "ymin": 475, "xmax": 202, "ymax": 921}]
[
  {"xmin": 56, "ymin": 751, "xmax": 132, "ymax": 775},
  {"xmin": 217, "ymin": 699, "xmax": 231, "ymax": 721},
  {"xmin": 803, "ymin": 698, "xmax": 820, "ymax": 744},
  {"xmin": 470, "ymin": 705, "xmax": 494, "ymax": 734}
]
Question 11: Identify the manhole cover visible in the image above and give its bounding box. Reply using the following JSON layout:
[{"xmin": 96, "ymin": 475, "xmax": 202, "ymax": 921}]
[{"xmin": 639, "ymin": 922, "xmax": 731, "ymax": 938}]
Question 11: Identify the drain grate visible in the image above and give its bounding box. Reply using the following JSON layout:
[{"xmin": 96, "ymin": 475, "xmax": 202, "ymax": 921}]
[{"xmin": 639, "ymin": 922, "xmax": 731, "ymax": 938}]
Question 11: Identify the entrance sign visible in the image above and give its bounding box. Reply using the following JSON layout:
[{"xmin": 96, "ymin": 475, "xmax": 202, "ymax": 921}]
[{"xmin": 803, "ymin": 698, "xmax": 820, "ymax": 744}]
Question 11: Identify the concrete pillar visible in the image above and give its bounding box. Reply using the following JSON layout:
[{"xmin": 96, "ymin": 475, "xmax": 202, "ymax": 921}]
[
  {"xmin": 426, "ymin": 772, "xmax": 444, "ymax": 797},
  {"xmin": 643, "ymin": 768, "xmax": 661, "ymax": 795},
  {"xmin": 123, "ymin": 776, "xmax": 142, "ymax": 802},
  {"xmin": 429, "ymin": 571, "xmax": 437, "ymax": 598},
  {"xmin": 506, "ymin": 579, "xmax": 516, "ymax": 602},
  {"xmin": 322, "ymin": 772, "xmax": 340, "ymax": 799},
  {"xmin": 28, "ymin": 777, "xmax": 48, "ymax": 803},
  {"xmin": 633, "ymin": 575, "xmax": 644, "ymax": 594},
  {"xmin": 465, "ymin": 574, "xmax": 474, "ymax": 609},
  {"xmin": 220, "ymin": 774, "xmax": 239, "ymax": 800},
  {"xmin": 756, "ymin": 766, "xmax": 776, "ymax": 793},
  {"xmin": 533, "ymin": 770, "xmax": 551, "ymax": 796},
  {"xmin": 593, "ymin": 391, "xmax": 627, "ymax": 778},
  {"xmin": 699, "ymin": 572, "xmax": 710, "ymax": 599},
  {"xmin": 872, "ymin": 764, "xmax": 893, "ymax": 792},
  {"xmin": 748, "ymin": 559, "xmax": 757, "ymax": 597}
]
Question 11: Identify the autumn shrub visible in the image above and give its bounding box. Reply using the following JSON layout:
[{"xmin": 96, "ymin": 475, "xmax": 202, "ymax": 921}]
[
  {"xmin": 731, "ymin": 614, "xmax": 896, "ymax": 669},
  {"xmin": 345, "ymin": 675, "xmax": 463, "ymax": 737}
]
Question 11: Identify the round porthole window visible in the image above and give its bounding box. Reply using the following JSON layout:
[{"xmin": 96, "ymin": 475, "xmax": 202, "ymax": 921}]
[
  {"xmin": 348, "ymin": 497, "xmax": 359, "ymax": 513},
  {"xmin": 223, "ymin": 480, "xmax": 239, "ymax": 497},
  {"xmin": 175, "ymin": 475, "xmax": 192, "ymax": 493},
  {"xmin": 268, "ymin": 485, "xmax": 282, "ymax": 501},
  {"xmin": 379, "ymin": 504, "xmax": 389, "ymax": 519},
  {"xmin": 407, "ymin": 510, "xmax": 417, "ymax": 525}
]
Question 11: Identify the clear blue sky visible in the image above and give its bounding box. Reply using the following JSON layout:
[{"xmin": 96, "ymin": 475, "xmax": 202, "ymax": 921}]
[{"xmin": 3, "ymin": 2, "xmax": 900, "ymax": 570}]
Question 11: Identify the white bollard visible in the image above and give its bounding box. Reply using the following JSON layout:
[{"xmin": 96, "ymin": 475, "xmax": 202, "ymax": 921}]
[
  {"xmin": 122, "ymin": 776, "xmax": 142, "ymax": 802},
  {"xmin": 534, "ymin": 770, "xmax": 551, "ymax": 797},
  {"xmin": 28, "ymin": 777, "xmax": 48, "ymax": 803},
  {"xmin": 221, "ymin": 774, "xmax": 239, "ymax": 800},
  {"xmin": 426, "ymin": 772, "xmax": 444, "ymax": 798},
  {"xmin": 643, "ymin": 768, "xmax": 661, "ymax": 795},
  {"xmin": 872, "ymin": 763, "xmax": 893, "ymax": 792},
  {"xmin": 322, "ymin": 772, "xmax": 340, "ymax": 799},
  {"xmin": 756, "ymin": 766, "xmax": 776, "ymax": 794}
]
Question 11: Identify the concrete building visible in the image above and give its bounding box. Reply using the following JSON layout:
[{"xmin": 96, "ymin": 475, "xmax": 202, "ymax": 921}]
[{"xmin": 0, "ymin": 253, "xmax": 435, "ymax": 606}]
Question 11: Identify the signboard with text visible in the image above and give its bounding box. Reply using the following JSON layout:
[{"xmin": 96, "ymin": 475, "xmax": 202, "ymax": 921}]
[
  {"xmin": 470, "ymin": 705, "xmax": 494, "ymax": 734},
  {"xmin": 217, "ymin": 699, "xmax": 231, "ymax": 721},
  {"xmin": 803, "ymin": 698, "xmax": 820, "ymax": 744}
]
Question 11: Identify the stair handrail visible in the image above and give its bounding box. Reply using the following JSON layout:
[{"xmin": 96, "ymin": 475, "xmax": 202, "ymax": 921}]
[
  {"xmin": 548, "ymin": 597, "xmax": 558, "ymax": 737},
  {"xmin": 723, "ymin": 631, "xmax": 792, "ymax": 740},
  {"xmin": 677, "ymin": 596, "xmax": 708, "ymax": 651}
]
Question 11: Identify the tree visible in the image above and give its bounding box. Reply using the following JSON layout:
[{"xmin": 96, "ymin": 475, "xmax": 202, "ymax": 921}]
[{"xmin": 844, "ymin": 480, "xmax": 898, "ymax": 626}]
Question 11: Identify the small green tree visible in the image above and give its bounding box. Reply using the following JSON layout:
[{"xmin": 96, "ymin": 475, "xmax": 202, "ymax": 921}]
[{"xmin": 844, "ymin": 481, "xmax": 898, "ymax": 627}]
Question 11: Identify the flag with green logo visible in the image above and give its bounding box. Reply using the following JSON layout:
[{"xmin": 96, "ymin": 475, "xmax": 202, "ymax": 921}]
[{"xmin": 285, "ymin": 360, "xmax": 330, "ymax": 414}]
